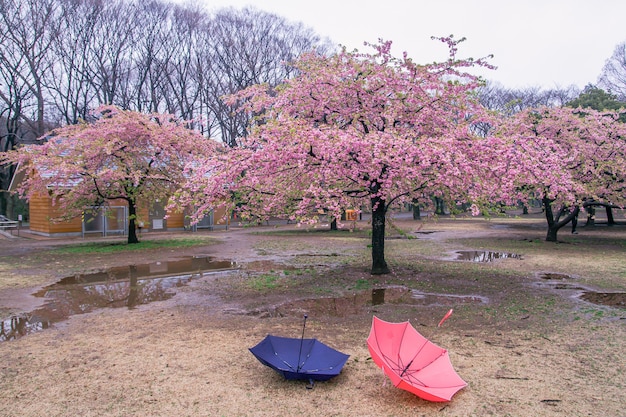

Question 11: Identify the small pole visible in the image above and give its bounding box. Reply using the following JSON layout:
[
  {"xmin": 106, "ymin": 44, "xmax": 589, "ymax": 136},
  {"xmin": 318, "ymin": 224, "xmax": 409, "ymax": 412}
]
[{"xmin": 296, "ymin": 314, "xmax": 308, "ymax": 372}]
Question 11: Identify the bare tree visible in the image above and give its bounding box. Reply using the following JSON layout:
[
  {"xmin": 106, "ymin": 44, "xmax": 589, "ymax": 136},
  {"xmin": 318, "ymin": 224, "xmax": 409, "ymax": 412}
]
[
  {"xmin": 123, "ymin": 0, "xmax": 174, "ymax": 114},
  {"xmin": 1, "ymin": 0, "xmax": 333, "ymax": 146},
  {"xmin": 160, "ymin": 5, "xmax": 205, "ymax": 122},
  {"xmin": 0, "ymin": 0, "xmax": 60, "ymax": 216},
  {"xmin": 85, "ymin": 0, "xmax": 137, "ymax": 108},
  {"xmin": 478, "ymin": 81, "xmax": 579, "ymax": 114},
  {"xmin": 598, "ymin": 41, "xmax": 626, "ymax": 101},
  {"xmin": 0, "ymin": 0, "xmax": 59, "ymax": 137},
  {"xmin": 46, "ymin": 0, "xmax": 102, "ymax": 124},
  {"xmin": 202, "ymin": 7, "xmax": 334, "ymax": 146}
]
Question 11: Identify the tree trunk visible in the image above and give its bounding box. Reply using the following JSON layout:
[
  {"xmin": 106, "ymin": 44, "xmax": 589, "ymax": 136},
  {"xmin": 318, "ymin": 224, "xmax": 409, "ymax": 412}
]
[
  {"xmin": 0, "ymin": 191, "xmax": 7, "ymax": 217},
  {"xmin": 606, "ymin": 206, "xmax": 615, "ymax": 226},
  {"xmin": 434, "ymin": 197, "xmax": 445, "ymax": 215},
  {"xmin": 370, "ymin": 196, "xmax": 389, "ymax": 275},
  {"xmin": 585, "ymin": 205, "xmax": 596, "ymax": 226},
  {"xmin": 544, "ymin": 197, "xmax": 579, "ymax": 242},
  {"xmin": 412, "ymin": 200, "xmax": 421, "ymax": 220},
  {"xmin": 127, "ymin": 201, "xmax": 139, "ymax": 244},
  {"xmin": 330, "ymin": 217, "xmax": 338, "ymax": 231},
  {"xmin": 546, "ymin": 208, "xmax": 559, "ymax": 242}
]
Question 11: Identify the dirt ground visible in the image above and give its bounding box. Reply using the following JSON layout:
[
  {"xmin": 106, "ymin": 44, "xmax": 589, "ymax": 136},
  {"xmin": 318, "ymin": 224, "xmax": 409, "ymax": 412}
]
[{"xmin": 0, "ymin": 212, "xmax": 624, "ymax": 417}]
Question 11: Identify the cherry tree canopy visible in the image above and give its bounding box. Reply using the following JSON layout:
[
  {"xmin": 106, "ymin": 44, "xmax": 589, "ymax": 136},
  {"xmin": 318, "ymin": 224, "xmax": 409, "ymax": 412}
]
[
  {"xmin": 495, "ymin": 106, "xmax": 626, "ymax": 241},
  {"xmin": 175, "ymin": 38, "xmax": 520, "ymax": 274},
  {"xmin": 2, "ymin": 106, "xmax": 218, "ymax": 243}
]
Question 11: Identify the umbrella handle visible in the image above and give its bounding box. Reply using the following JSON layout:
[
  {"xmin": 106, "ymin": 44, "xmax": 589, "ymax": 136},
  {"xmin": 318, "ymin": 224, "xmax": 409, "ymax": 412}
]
[{"xmin": 297, "ymin": 315, "xmax": 308, "ymax": 372}]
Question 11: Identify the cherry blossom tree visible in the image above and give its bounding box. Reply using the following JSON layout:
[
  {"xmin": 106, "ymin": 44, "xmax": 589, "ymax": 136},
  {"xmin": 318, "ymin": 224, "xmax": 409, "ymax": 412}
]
[
  {"xmin": 495, "ymin": 106, "xmax": 626, "ymax": 241},
  {"xmin": 175, "ymin": 38, "xmax": 509, "ymax": 275},
  {"xmin": 1, "ymin": 105, "xmax": 218, "ymax": 243}
]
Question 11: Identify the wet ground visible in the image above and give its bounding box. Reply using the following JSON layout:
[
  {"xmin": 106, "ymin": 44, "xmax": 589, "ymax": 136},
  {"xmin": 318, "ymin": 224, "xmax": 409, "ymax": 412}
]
[
  {"xmin": 3, "ymin": 244, "xmax": 623, "ymax": 343},
  {"xmin": 1, "ymin": 215, "xmax": 625, "ymax": 417},
  {"xmin": 1, "ymin": 256, "xmax": 237, "ymax": 341}
]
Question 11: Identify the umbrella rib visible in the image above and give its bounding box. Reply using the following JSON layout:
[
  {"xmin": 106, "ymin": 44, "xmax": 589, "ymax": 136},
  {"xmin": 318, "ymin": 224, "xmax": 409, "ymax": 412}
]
[
  {"xmin": 398, "ymin": 322, "xmax": 428, "ymax": 373},
  {"xmin": 371, "ymin": 319, "xmax": 450, "ymax": 387},
  {"xmin": 400, "ymin": 359, "xmax": 414, "ymax": 377},
  {"xmin": 280, "ymin": 357, "xmax": 296, "ymax": 370},
  {"xmin": 396, "ymin": 322, "xmax": 450, "ymax": 386},
  {"xmin": 403, "ymin": 323, "xmax": 450, "ymax": 375},
  {"xmin": 268, "ymin": 338, "xmax": 297, "ymax": 371},
  {"xmin": 299, "ymin": 343, "xmax": 317, "ymax": 370}
]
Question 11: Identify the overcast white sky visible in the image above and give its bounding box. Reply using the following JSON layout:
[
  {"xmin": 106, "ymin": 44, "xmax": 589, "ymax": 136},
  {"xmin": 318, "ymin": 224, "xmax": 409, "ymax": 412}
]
[{"xmin": 182, "ymin": 0, "xmax": 626, "ymax": 90}]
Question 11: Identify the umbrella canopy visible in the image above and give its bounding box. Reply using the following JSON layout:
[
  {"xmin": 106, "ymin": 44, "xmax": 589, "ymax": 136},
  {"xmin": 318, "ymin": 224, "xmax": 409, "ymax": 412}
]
[
  {"xmin": 250, "ymin": 334, "xmax": 350, "ymax": 382},
  {"xmin": 367, "ymin": 316, "xmax": 467, "ymax": 402}
]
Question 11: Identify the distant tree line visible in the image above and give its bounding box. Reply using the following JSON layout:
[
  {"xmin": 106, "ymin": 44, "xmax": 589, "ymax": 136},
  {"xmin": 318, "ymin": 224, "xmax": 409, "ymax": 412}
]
[
  {"xmin": 478, "ymin": 39, "xmax": 626, "ymax": 114},
  {"xmin": 0, "ymin": 0, "xmax": 332, "ymax": 145},
  {"xmin": 478, "ymin": 82, "xmax": 580, "ymax": 115},
  {"xmin": 0, "ymin": 0, "xmax": 333, "ymax": 215}
]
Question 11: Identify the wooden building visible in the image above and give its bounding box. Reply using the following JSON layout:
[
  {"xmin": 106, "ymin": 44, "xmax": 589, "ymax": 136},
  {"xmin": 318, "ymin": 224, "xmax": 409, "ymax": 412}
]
[{"xmin": 10, "ymin": 171, "xmax": 228, "ymax": 237}]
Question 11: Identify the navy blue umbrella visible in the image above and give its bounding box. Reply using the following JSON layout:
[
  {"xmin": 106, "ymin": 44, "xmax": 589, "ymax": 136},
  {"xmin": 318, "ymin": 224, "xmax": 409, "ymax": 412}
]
[{"xmin": 249, "ymin": 316, "xmax": 349, "ymax": 384}]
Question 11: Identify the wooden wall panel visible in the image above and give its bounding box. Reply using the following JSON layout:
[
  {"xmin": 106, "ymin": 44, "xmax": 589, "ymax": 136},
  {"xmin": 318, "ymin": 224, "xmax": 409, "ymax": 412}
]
[
  {"xmin": 29, "ymin": 193, "xmax": 201, "ymax": 235},
  {"xmin": 28, "ymin": 193, "xmax": 53, "ymax": 233},
  {"xmin": 214, "ymin": 206, "xmax": 230, "ymax": 225},
  {"xmin": 166, "ymin": 211, "xmax": 185, "ymax": 229}
]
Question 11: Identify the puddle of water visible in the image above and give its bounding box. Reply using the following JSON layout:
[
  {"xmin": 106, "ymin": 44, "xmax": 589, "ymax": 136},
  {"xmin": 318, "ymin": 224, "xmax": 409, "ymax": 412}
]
[
  {"xmin": 35, "ymin": 257, "xmax": 235, "ymax": 289},
  {"xmin": 532, "ymin": 280, "xmax": 625, "ymax": 309},
  {"xmin": 0, "ymin": 257, "xmax": 237, "ymax": 342},
  {"xmin": 246, "ymin": 286, "xmax": 488, "ymax": 318},
  {"xmin": 532, "ymin": 281, "xmax": 588, "ymax": 291},
  {"xmin": 579, "ymin": 292, "xmax": 626, "ymax": 309},
  {"xmin": 538, "ymin": 273, "xmax": 572, "ymax": 280},
  {"xmin": 456, "ymin": 250, "xmax": 522, "ymax": 262}
]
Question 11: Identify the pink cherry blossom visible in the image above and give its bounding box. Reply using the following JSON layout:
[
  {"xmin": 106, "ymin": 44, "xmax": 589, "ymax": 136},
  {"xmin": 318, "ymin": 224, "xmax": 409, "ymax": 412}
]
[
  {"xmin": 2, "ymin": 105, "xmax": 219, "ymax": 244},
  {"xmin": 175, "ymin": 38, "xmax": 503, "ymax": 274}
]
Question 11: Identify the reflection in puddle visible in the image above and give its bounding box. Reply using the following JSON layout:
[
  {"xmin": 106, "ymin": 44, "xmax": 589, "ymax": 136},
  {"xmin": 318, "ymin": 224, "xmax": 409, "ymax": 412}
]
[
  {"xmin": 0, "ymin": 257, "xmax": 237, "ymax": 342},
  {"xmin": 533, "ymin": 282, "xmax": 587, "ymax": 291},
  {"xmin": 371, "ymin": 288, "xmax": 386, "ymax": 305},
  {"xmin": 250, "ymin": 286, "xmax": 488, "ymax": 318},
  {"xmin": 456, "ymin": 250, "xmax": 522, "ymax": 262},
  {"xmin": 579, "ymin": 292, "xmax": 626, "ymax": 308},
  {"xmin": 532, "ymin": 279, "xmax": 625, "ymax": 309},
  {"xmin": 538, "ymin": 273, "xmax": 572, "ymax": 280}
]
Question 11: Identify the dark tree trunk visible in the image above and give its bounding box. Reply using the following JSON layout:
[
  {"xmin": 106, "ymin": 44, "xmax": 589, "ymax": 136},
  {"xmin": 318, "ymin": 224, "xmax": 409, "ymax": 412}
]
[
  {"xmin": 586, "ymin": 205, "xmax": 596, "ymax": 226},
  {"xmin": 606, "ymin": 206, "xmax": 615, "ymax": 225},
  {"xmin": 127, "ymin": 201, "xmax": 139, "ymax": 244},
  {"xmin": 583, "ymin": 203, "xmax": 617, "ymax": 226},
  {"xmin": 544, "ymin": 197, "xmax": 579, "ymax": 242},
  {"xmin": 330, "ymin": 217, "xmax": 337, "ymax": 231},
  {"xmin": 412, "ymin": 200, "xmax": 421, "ymax": 220},
  {"xmin": 544, "ymin": 199, "xmax": 558, "ymax": 241},
  {"xmin": 434, "ymin": 197, "xmax": 446, "ymax": 215},
  {"xmin": 370, "ymin": 196, "xmax": 389, "ymax": 275},
  {"xmin": 0, "ymin": 191, "xmax": 7, "ymax": 218}
]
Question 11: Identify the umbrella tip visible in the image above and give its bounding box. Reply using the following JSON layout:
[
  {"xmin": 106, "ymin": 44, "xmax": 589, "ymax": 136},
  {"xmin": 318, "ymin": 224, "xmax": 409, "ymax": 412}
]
[{"xmin": 438, "ymin": 309, "xmax": 454, "ymax": 327}]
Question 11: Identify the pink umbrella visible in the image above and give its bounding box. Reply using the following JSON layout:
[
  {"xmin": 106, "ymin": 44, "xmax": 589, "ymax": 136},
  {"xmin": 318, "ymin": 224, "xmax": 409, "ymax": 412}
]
[{"xmin": 367, "ymin": 316, "xmax": 467, "ymax": 402}]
